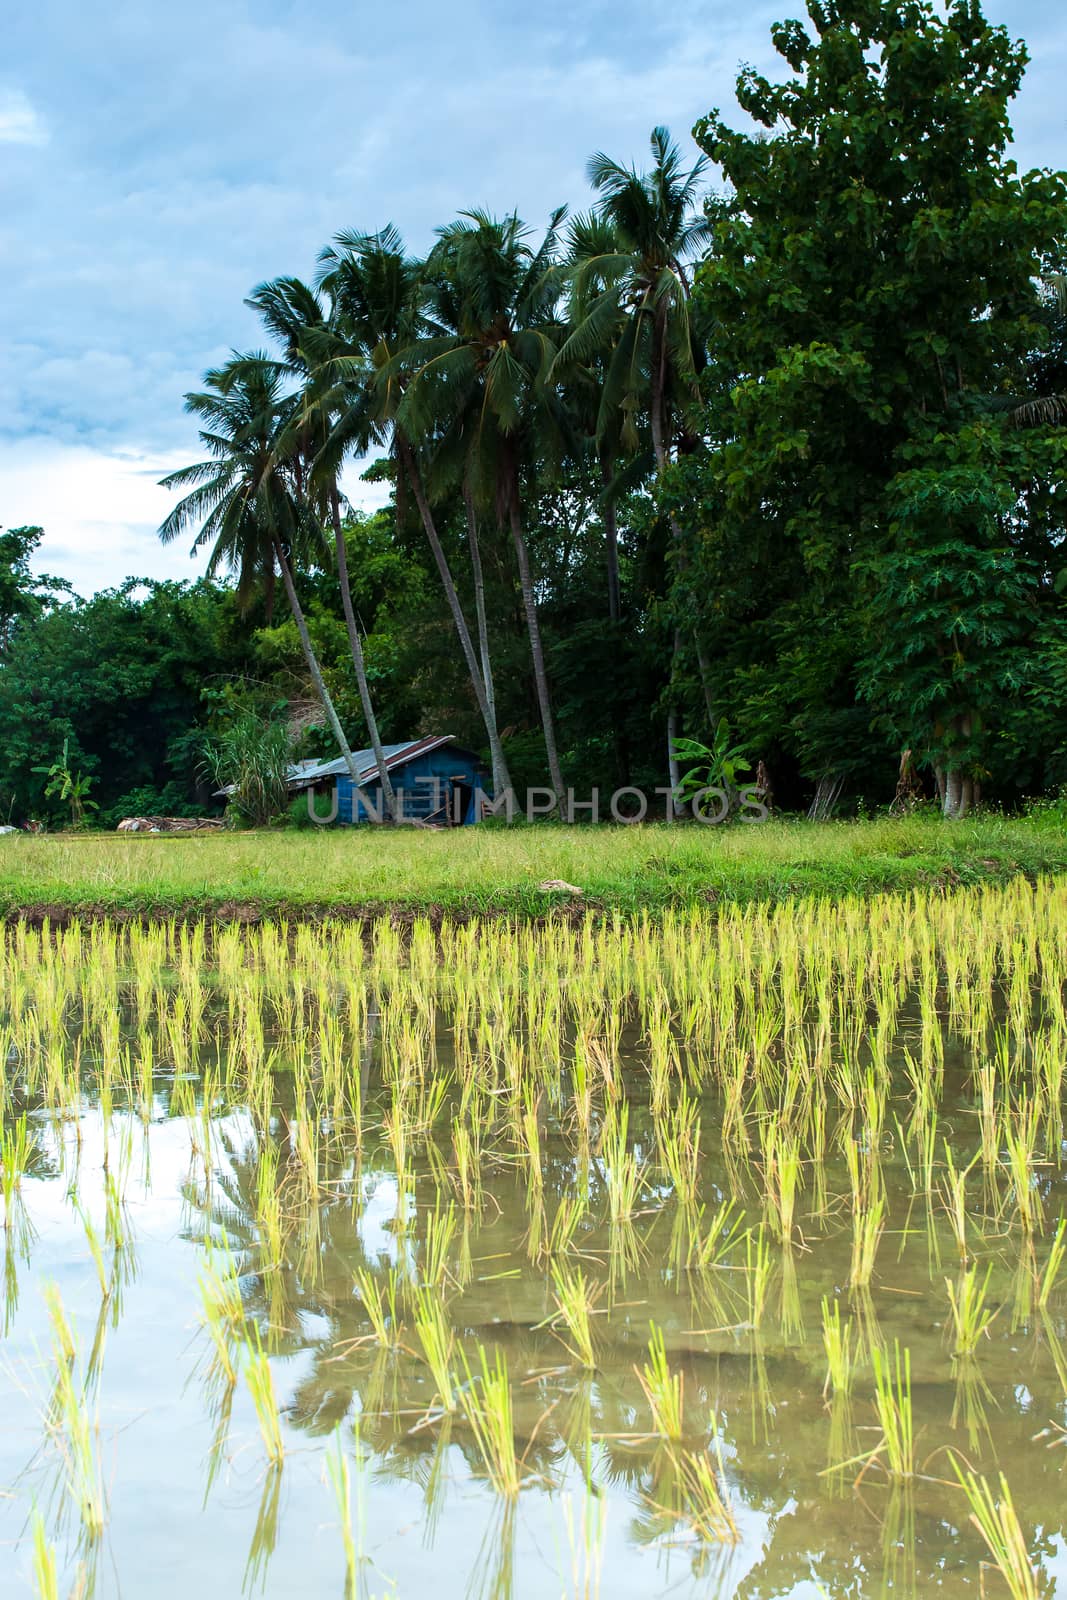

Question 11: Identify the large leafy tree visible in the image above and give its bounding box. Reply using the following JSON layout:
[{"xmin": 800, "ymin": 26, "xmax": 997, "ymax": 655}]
[
  {"xmin": 688, "ymin": 0, "xmax": 1067, "ymax": 814},
  {"xmin": 0, "ymin": 526, "xmax": 71, "ymax": 658},
  {"xmin": 0, "ymin": 578, "xmax": 247, "ymax": 824}
]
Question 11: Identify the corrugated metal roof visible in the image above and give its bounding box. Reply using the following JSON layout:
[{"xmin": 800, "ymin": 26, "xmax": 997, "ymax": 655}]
[{"xmin": 286, "ymin": 736, "xmax": 457, "ymax": 789}]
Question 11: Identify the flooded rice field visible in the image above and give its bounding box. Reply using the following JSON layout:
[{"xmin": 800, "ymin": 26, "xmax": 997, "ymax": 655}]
[{"xmin": 1, "ymin": 883, "xmax": 1065, "ymax": 1597}]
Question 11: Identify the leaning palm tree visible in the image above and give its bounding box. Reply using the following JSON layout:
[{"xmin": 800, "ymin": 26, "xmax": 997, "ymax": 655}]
[
  {"xmin": 245, "ymin": 276, "xmax": 398, "ymax": 820},
  {"xmin": 556, "ymin": 129, "xmax": 712, "ymax": 805},
  {"xmin": 399, "ymin": 210, "xmax": 570, "ymax": 805},
  {"xmin": 313, "ymin": 226, "xmax": 514, "ymax": 799},
  {"xmin": 157, "ymin": 357, "xmax": 373, "ymax": 811}
]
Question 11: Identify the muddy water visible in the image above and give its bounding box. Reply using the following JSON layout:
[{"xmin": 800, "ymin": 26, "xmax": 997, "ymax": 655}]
[{"xmin": 0, "ymin": 1014, "xmax": 1065, "ymax": 1597}]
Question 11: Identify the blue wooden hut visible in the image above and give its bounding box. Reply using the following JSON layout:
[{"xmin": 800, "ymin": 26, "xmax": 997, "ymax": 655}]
[{"xmin": 288, "ymin": 736, "xmax": 490, "ymax": 825}]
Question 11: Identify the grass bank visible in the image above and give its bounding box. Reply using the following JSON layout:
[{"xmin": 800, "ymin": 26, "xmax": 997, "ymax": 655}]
[{"xmin": 0, "ymin": 813, "xmax": 1065, "ymax": 922}]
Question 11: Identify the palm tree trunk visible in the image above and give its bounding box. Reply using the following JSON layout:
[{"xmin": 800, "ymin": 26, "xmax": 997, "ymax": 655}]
[
  {"xmin": 397, "ymin": 438, "xmax": 513, "ymax": 796},
  {"xmin": 600, "ymin": 456, "xmax": 630, "ymax": 784},
  {"xmin": 329, "ymin": 486, "xmax": 398, "ymax": 820},
  {"xmin": 273, "ymin": 537, "xmax": 378, "ymax": 820},
  {"xmin": 601, "ymin": 456, "xmax": 621, "ymax": 625},
  {"xmin": 463, "ymin": 486, "xmax": 508, "ymax": 798},
  {"xmin": 507, "ymin": 500, "xmax": 566, "ymax": 810},
  {"xmin": 651, "ymin": 314, "xmax": 714, "ymax": 737}
]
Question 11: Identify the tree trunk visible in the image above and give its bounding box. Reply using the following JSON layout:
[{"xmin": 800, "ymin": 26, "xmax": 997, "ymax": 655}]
[
  {"xmin": 329, "ymin": 487, "xmax": 397, "ymax": 821},
  {"xmin": 464, "ymin": 486, "xmax": 507, "ymax": 798},
  {"xmin": 273, "ymin": 537, "xmax": 377, "ymax": 819},
  {"xmin": 667, "ymin": 702, "xmax": 682, "ymax": 820},
  {"xmin": 600, "ymin": 455, "xmax": 630, "ymax": 784},
  {"xmin": 651, "ymin": 313, "xmax": 713, "ymax": 754},
  {"xmin": 397, "ymin": 438, "xmax": 512, "ymax": 797},
  {"xmin": 601, "ymin": 456, "xmax": 621, "ymax": 625},
  {"xmin": 508, "ymin": 500, "xmax": 566, "ymax": 811},
  {"xmin": 942, "ymin": 766, "xmax": 963, "ymax": 819},
  {"xmin": 939, "ymin": 713, "xmax": 976, "ymax": 819}
]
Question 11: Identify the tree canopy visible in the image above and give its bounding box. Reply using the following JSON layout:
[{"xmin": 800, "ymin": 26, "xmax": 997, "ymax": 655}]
[{"xmin": 7, "ymin": 0, "xmax": 1067, "ymax": 825}]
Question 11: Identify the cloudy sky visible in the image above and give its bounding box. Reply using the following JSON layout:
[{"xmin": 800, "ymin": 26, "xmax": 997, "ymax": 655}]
[{"xmin": 2, "ymin": 0, "xmax": 1064, "ymax": 596}]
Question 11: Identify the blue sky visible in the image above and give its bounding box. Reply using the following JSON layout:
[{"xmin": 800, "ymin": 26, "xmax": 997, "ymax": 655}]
[{"xmin": 2, "ymin": 0, "xmax": 1065, "ymax": 595}]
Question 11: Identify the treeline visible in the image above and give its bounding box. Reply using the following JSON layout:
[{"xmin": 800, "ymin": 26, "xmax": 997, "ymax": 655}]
[{"xmin": 9, "ymin": 0, "xmax": 1067, "ymax": 825}]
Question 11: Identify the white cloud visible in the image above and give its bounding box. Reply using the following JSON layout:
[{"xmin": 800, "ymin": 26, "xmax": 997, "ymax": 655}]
[
  {"xmin": 1, "ymin": 0, "xmax": 1063, "ymax": 600},
  {"xmin": 0, "ymin": 435, "xmax": 391, "ymax": 596},
  {"xmin": 0, "ymin": 88, "xmax": 47, "ymax": 146},
  {"xmin": 0, "ymin": 437, "xmax": 204, "ymax": 595}
]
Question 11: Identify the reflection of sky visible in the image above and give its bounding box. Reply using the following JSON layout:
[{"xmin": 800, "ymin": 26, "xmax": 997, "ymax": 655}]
[
  {"xmin": 2, "ymin": 1106, "xmax": 780, "ymax": 1599},
  {"xmin": 3, "ymin": 0, "xmax": 1065, "ymax": 593},
  {"xmin": 1, "ymin": 1093, "xmax": 1065, "ymax": 1598}
]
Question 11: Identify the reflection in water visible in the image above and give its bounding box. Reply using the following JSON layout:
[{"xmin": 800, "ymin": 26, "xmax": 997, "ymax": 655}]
[{"xmin": 0, "ymin": 899, "xmax": 1064, "ymax": 1597}]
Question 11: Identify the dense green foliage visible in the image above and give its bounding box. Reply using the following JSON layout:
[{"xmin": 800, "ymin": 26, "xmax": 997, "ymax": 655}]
[
  {"xmin": 684, "ymin": 0, "xmax": 1067, "ymax": 814},
  {"xmin": 6, "ymin": 0, "xmax": 1066, "ymax": 826}
]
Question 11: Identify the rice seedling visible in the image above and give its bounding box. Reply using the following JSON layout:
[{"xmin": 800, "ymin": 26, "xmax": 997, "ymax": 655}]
[
  {"xmin": 420, "ymin": 1200, "xmax": 457, "ymax": 1292},
  {"xmin": 637, "ymin": 1323, "xmax": 684, "ymax": 1442},
  {"xmin": 945, "ymin": 1264, "xmax": 998, "ymax": 1356},
  {"xmin": 744, "ymin": 1225, "xmax": 774, "ymax": 1330},
  {"xmin": 1038, "ymin": 1215, "xmax": 1066, "ymax": 1307},
  {"xmin": 548, "ymin": 1263, "xmax": 599, "ymax": 1369},
  {"xmin": 31, "ymin": 1509, "xmax": 59, "ymax": 1600},
  {"xmin": 598, "ymin": 1102, "xmax": 644, "ymax": 1226},
  {"xmin": 934, "ymin": 1152, "xmax": 979, "ymax": 1260},
  {"xmin": 670, "ymin": 1442, "xmax": 739, "ymax": 1546},
  {"xmin": 657, "ymin": 1089, "xmax": 702, "ymax": 1213},
  {"xmin": 198, "ymin": 1240, "xmax": 245, "ymax": 1386},
  {"xmin": 42, "ymin": 1283, "xmax": 108, "ymax": 1538},
  {"xmin": 1003, "ymin": 1099, "xmax": 1045, "ymax": 1237},
  {"xmin": 689, "ymin": 1197, "xmax": 745, "ymax": 1271},
  {"xmin": 761, "ymin": 1126, "xmax": 802, "ymax": 1243},
  {"xmin": 1, "ymin": 1113, "xmax": 32, "ymax": 1223},
  {"xmin": 243, "ymin": 1327, "xmax": 285, "ymax": 1466},
  {"xmin": 870, "ymin": 1341, "xmax": 914, "ymax": 1480},
  {"xmin": 413, "ymin": 1286, "xmax": 456, "ymax": 1412},
  {"xmin": 821, "ymin": 1297, "xmax": 854, "ymax": 1398},
  {"xmin": 353, "ymin": 1267, "xmax": 404, "ymax": 1355},
  {"xmin": 951, "ymin": 1461, "xmax": 1040, "ymax": 1600},
  {"xmin": 849, "ymin": 1194, "xmax": 885, "ymax": 1290},
  {"xmin": 72, "ymin": 1203, "xmax": 109, "ymax": 1301},
  {"xmin": 459, "ymin": 1345, "xmax": 522, "ymax": 1496}
]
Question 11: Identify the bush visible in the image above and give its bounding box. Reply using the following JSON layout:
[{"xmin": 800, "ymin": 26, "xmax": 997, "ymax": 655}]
[{"xmin": 202, "ymin": 713, "xmax": 292, "ymax": 828}]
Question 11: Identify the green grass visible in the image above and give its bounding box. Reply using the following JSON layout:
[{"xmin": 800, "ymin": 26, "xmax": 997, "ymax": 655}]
[{"xmin": 1, "ymin": 813, "xmax": 1065, "ymax": 921}]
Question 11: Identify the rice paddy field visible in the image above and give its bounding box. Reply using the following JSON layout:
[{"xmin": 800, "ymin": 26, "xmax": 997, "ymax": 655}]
[{"xmin": 1, "ymin": 878, "xmax": 1066, "ymax": 1596}]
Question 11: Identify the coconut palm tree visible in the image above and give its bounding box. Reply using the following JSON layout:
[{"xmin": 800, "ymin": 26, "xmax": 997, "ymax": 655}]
[
  {"xmin": 245, "ymin": 276, "xmax": 398, "ymax": 820},
  {"xmin": 313, "ymin": 226, "xmax": 514, "ymax": 799},
  {"xmin": 556, "ymin": 128, "xmax": 712, "ymax": 807},
  {"xmin": 157, "ymin": 358, "xmax": 373, "ymax": 811},
  {"xmin": 399, "ymin": 210, "xmax": 570, "ymax": 805}
]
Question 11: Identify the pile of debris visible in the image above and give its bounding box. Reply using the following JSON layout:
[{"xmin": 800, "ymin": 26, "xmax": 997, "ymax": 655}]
[{"xmin": 116, "ymin": 817, "xmax": 225, "ymax": 834}]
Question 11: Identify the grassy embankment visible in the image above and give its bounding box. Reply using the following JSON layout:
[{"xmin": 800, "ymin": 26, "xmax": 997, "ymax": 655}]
[{"xmin": 0, "ymin": 812, "xmax": 1065, "ymax": 921}]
